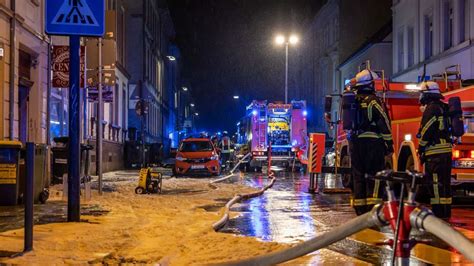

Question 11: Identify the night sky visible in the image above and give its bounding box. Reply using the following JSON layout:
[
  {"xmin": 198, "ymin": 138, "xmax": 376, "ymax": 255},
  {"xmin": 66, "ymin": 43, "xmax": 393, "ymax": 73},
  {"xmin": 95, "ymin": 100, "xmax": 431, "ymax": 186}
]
[{"xmin": 168, "ymin": 0, "xmax": 325, "ymax": 133}]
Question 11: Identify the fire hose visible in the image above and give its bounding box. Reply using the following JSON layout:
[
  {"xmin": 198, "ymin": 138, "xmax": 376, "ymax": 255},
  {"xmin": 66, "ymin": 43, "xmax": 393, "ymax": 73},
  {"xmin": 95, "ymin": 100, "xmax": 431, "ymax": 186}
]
[
  {"xmin": 213, "ymin": 146, "xmax": 275, "ymax": 231},
  {"xmin": 411, "ymin": 208, "xmax": 474, "ymax": 262},
  {"xmin": 215, "ymin": 170, "xmax": 474, "ymax": 265},
  {"xmin": 212, "ymin": 171, "xmax": 276, "ymax": 231},
  {"xmin": 216, "ymin": 207, "xmax": 383, "ymax": 266},
  {"xmin": 209, "ymin": 153, "xmax": 252, "ymax": 186},
  {"xmin": 217, "ymin": 205, "xmax": 474, "ymax": 266}
]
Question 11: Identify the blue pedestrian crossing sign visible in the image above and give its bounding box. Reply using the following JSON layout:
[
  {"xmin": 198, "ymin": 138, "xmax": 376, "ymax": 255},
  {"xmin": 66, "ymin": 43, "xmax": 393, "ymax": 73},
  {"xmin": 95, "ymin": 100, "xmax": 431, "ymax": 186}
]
[{"xmin": 46, "ymin": 0, "xmax": 105, "ymax": 36}]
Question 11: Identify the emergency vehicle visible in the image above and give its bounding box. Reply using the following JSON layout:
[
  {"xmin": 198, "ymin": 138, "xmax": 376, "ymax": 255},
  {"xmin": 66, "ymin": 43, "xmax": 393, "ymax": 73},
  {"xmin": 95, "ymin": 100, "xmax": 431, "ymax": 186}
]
[
  {"xmin": 330, "ymin": 65, "xmax": 474, "ymax": 201},
  {"xmin": 236, "ymin": 100, "xmax": 308, "ymax": 171}
]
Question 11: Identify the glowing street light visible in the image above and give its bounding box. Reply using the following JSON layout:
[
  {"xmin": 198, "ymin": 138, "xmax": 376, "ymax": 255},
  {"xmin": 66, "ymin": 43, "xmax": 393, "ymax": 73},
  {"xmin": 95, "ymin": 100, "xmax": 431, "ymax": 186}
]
[
  {"xmin": 275, "ymin": 35, "xmax": 285, "ymax": 45},
  {"xmin": 233, "ymin": 95, "xmax": 240, "ymax": 99},
  {"xmin": 167, "ymin": 56, "xmax": 176, "ymax": 61},
  {"xmin": 182, "ymin": 87, "xmax": 188, "ymax": 91},
  {"xmin": 274, "ymin": 34, "xmax": 299, "ymax": 103},
  {"xmin": 289, "ymin": 35, "xmax": 299, "ymax": 45},
  {"xmin": 194, "ymin": 112, "xmax": 199, "ymax": 116},
  {"xmin": 190, "ymin": 103, "xmax": 195, "ymax": 107}
]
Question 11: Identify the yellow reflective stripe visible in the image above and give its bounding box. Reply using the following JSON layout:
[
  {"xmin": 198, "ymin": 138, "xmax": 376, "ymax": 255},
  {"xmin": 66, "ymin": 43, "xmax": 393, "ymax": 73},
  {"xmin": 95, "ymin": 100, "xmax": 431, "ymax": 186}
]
[
  {"xmin": 373, "ymin": 102, "xmax": 392, "ymax": 131},
  {"xmin": 381, "ymin": 134, "xmax": 393, "ymax": 141},
  {"xmin": 352, "ymin": 198, "xmax": 367, "ymax": 206},
  {"xmin": 373, "ymin": 180, "xmax": 380, "ymax": 199},
  {"xmin": 440, "ymin": 139, "xmax": 446, "ymax": 144},
  {"xmin": 425, "ymin": 148, "xmax": 452, "ymax": 156},
  {"xmin": 367, "ymin": 198, "xmax": 383, "ymax": 205},
  {"xmin": 421, "ymin": 116, "xmax": 437, "ymax": 137},
  {"xmin": 438, "ymin": 116, "xmax": 445, "ymax": 130},
  {"xmin": 433, "ymin": 174, "xmax": 439, "ymax": 204},
  {"xmin": 358, "ymin": 132, "xmax": 382, "ymax": 139},
  {"xmin": 368, "ymin": 101, "xmax": 374, "ymax": 121},
  {"xmin": 430, "ymin": 197, "xmax": 451, "ymax": 204},
  {"xmin": 419, "ymin": 140, "xmax": 428, "ymax": 146},
  {"xmin": 361, "ymin": 103, "xmax": 368, "ymax": 108},
  {"xmin": 425, "ymin": 143, "xmax": 452, "ymax": 151}
]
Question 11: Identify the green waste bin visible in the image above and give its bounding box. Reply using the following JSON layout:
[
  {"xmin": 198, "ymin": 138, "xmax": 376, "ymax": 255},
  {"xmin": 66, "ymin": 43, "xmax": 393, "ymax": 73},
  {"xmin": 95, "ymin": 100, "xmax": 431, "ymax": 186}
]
[
  {"xmin": 19, "ymin": 144, "xmax": 49, "ymax": 204},
  {"xmin": 0, "ymin": 141, "xmax": 22, "ymax": 206}
]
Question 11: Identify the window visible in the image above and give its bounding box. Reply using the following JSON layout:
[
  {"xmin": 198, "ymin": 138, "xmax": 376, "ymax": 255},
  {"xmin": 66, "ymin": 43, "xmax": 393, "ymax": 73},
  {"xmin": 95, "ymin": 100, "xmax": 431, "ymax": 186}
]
[
  {"xmin": 397, "ymin": 29, "xmax": 404, "ymax": 72},
  {"xmin": 460, "ymin": 0, "xmax": 468, "ymax": 43},
  {"xmin": 424, "ymin": 14, "xmax": 434, "ymax": 59},
  {"xmin": 443, "ymin": 0, "xmax": 454, "ymax": 50},
  {"xmin": 407, "ymin": 26, "xmax": 414, "ymax": 67}
]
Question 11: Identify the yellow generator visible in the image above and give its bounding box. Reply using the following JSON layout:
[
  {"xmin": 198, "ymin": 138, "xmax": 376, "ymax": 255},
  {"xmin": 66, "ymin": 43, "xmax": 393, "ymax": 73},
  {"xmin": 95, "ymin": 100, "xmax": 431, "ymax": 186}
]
[{"xmin": 135, "ymin": 168, "xmax": 162, "ymax": 194}]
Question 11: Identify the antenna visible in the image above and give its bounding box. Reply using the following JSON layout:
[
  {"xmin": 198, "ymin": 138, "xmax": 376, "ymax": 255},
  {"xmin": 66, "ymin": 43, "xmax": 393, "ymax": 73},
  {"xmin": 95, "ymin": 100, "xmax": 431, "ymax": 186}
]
[{"xmin": 421, "ymin": 64, "xmax": 427, "ymax": 82}]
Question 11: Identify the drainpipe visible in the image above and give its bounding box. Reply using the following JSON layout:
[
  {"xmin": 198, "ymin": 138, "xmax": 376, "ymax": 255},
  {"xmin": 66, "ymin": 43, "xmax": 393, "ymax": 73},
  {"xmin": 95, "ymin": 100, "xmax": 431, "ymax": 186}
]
[
  {"xmin": 8, "ymin": 0, "xmax": 16, "ymax": 140},
  {"xmin": 46, "ymin": 39, "xmax": 52, "ymax": 145}
]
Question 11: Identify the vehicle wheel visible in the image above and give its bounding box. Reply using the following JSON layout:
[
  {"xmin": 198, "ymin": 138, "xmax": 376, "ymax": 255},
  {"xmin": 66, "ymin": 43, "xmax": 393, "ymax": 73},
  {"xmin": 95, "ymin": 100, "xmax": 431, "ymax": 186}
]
[
  {"xmin": 341, "ymin": 155, "xmax": 352, "ymax": 189},
  {"xmin": 135, "ymin": 187, "xmax": 145, "ymax": 194}
]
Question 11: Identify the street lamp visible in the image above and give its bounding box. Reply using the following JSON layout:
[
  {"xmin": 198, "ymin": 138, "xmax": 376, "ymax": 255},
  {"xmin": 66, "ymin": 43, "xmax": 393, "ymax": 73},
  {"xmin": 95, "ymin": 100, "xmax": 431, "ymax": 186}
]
[
  {"xmin": 190, "ymin": 103, "xmax": 195, "ymax": 107},
  {"xmin": 275, "ymin": 34, "xmax": 299, "ymax": 104},
  {"xmin": 194, "ymin": 112, "xmax": 199, "ymax": 116},
  {"xmin": 182, "ymin": 87, "xmax": 188, "ymax": 92},
  {"xmin": 233, "ymin": 95, "xmax": 239, "ymax": 99},
  {"xmin": 167, "ymin": 56, "xmax": 176, "ymax": 61}
]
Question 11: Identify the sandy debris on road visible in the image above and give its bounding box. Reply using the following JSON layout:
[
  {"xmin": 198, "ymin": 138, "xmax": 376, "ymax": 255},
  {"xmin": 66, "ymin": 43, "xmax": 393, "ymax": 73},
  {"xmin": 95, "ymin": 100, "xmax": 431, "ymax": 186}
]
[{"xmin": 0, "ymin": 173, "xmax": 366, "ymax": 265}]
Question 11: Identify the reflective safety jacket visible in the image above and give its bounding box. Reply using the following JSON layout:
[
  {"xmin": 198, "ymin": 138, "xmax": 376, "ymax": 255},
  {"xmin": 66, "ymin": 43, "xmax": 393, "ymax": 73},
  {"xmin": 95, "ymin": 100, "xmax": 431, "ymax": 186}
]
[
  {"xmin": 355, "ymin": 93, "xmax": 393, "ymax": 147},
  {"xmin": 418, "ymin": 101, "xmax": 452, "ymax": 157}
]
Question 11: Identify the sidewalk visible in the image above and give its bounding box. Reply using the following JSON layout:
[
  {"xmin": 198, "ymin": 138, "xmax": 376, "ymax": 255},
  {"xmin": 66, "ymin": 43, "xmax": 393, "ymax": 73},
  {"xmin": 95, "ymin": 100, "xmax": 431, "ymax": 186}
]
[{"xmin": 0, "ymin": 171, "xmax": 288, "ymax": 265}]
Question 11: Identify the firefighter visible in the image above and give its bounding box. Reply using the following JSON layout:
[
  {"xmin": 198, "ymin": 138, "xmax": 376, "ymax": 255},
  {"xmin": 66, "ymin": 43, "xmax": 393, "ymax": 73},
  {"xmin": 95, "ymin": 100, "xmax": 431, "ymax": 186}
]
[
  {"xmin": 349, "ymin": 70, "xmax": 394, "ymax": 215},
  {"xmin": 220, "ymin": 131, "xmax": 232, "ymax": 166},
  {"xmin": 417, "ymin": 81, "xmax": 452, "ymax": 219}
]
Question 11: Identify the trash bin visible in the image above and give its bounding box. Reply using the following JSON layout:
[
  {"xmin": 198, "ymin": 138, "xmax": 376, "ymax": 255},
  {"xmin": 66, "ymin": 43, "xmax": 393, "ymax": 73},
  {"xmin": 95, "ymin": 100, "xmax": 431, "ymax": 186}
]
[
  {"xmin": 18, "ymin": 144, "xmax": 50, "ymax": 204},
  {"xmin": 51, "ymin": 137, "xmax": 69, "ymax": 184},
  {"xmin": 0, "ymin": 141, "xmax": 22, "ymax": 206}
]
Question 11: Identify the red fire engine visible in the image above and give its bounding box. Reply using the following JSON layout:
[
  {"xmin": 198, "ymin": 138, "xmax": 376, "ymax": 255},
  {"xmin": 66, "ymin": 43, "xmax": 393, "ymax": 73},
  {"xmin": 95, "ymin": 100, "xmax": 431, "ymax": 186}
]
[{"xmin": 331, "ymin": 65, "xmax": 474, "ymax": 201}]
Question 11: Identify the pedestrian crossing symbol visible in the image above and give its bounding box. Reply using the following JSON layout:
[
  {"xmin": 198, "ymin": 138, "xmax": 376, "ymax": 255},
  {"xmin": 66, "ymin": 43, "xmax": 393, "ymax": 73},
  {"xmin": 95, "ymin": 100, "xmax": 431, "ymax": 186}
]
[{"xmin": 46, "ymin": 0, "xmax": 105, "ymax": 37}]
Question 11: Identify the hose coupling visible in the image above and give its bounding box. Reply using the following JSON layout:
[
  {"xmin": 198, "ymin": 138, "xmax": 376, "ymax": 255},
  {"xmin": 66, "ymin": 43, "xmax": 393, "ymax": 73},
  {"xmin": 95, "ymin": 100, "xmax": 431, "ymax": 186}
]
[
  {"xmin": 371, "ymin": 203, "xmax": 388, "ymax": 227},
  {"xmin": 409, "ymin": 207, "xmax": 433, "ymax": 232}
]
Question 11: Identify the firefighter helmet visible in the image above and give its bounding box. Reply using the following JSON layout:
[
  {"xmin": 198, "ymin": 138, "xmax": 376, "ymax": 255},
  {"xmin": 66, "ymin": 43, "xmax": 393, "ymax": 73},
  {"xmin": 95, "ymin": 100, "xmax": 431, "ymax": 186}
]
[
  {"xmin": 352, "ymin": 70, "xmax": 379, "ymax": 92},
  {"xmin": 419, "ymin": 81, "xmax": 443, "ymax": 104}
]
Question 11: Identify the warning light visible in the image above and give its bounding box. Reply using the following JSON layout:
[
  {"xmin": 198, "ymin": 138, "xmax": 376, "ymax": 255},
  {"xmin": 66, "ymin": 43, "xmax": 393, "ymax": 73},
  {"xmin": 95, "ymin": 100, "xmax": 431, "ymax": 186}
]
[
  {"xmin": 252, "ymin": 110, "xmax": 258, "ymax": 116},
  {"xmin": 453, "ymin": 150, "xmax": 461, "ymax": 159},
  {"xmin": 303, "ymin": 110, "xmax": 308, "ymax": 116},
  {"xmin": 470, "ymin": 150, "xmax": 474, "ymax": 159}
]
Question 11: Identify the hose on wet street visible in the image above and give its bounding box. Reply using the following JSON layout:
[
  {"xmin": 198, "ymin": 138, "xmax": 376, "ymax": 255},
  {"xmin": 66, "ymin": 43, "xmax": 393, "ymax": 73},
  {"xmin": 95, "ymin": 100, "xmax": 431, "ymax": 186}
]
[
  {"xmin": 411, "ymin": 208, "xmax": 474, "ymax": 262},
  {"xmin": 216, "ymin": 207, "xmax": 383, "ymax": 266},
  {"xmin": 209, "ymin": 153, "xmax": 251, "ymax": 187}
]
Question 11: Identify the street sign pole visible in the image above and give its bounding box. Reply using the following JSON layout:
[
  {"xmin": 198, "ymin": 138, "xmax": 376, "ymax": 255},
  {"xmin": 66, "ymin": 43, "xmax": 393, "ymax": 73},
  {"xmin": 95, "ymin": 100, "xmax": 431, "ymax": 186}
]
[
  {"xmin": 97, "ymin": 38, "xmax": 103, "ymax": 195},
  {"xmin": 46, "ymin": 0, "xmax": 105, "ymax": 222},
  {"xmin": 68, "ymin": 35, "xmax": 81, "ymax": 222}
]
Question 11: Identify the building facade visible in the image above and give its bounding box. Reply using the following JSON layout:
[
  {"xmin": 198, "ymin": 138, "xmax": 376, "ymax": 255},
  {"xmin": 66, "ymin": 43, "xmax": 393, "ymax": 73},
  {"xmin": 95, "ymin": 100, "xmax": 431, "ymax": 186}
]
[
  {"xmin": 126, "ymin": 0, "xmax": 182, "ymax": 157},
  {"xmin": 392, "ymin": 0, "xmax": 473, "ymax": 82},
  {"xmin": 293, "ymin": 0, "xmax": 392, "ymax": 136},
  {"xmin": 0, "ymin": 0, "xmax": 49, "ymax": 144}
]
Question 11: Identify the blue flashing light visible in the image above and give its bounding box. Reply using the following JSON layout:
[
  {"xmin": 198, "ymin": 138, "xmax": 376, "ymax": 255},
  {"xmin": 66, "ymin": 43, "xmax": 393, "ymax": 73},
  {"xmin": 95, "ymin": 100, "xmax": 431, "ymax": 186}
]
[
  {"xmin": 252, "ymin": 110, "xmax": 258, "ymax": 116},
  {"xmin": 303, "ymin": 110, "xmax": 308, "ymax": 116}
]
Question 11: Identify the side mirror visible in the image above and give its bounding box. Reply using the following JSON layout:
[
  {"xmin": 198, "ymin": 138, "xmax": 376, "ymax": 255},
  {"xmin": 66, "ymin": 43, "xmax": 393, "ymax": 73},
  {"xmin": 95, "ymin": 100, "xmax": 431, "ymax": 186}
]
[{"xmin": 324, "ymin": 95, "xmax": 333, "ymax": 113}]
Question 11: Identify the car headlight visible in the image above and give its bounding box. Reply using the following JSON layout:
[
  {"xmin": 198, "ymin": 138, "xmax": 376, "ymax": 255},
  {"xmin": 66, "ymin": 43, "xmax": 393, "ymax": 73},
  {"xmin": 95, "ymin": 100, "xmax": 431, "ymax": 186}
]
[
  {"xmin": 176, "ymin": 156, "xmax": 186, "ymax": 161},
  {"xmin": 211, "ymin": 155, "xmax": 219, "ymax": 160}
]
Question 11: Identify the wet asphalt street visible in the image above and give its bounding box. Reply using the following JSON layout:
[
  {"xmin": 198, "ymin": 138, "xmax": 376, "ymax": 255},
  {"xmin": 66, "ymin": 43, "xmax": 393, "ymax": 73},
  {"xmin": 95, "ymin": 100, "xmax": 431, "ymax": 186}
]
[{"xmin": 220, "ymin": 171, "xmax": 474, "ymax": 265}]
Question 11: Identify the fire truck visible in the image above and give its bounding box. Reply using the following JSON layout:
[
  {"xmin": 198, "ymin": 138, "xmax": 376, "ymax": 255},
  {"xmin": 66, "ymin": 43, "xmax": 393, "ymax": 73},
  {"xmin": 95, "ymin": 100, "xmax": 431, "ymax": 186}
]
[
  {"xmin": 329, "ymin": 65, "xmax": 474, "ymax": 201},
  {"xmin": 236, "ymin": 100, "xmax": 308, "ymax": 171}
]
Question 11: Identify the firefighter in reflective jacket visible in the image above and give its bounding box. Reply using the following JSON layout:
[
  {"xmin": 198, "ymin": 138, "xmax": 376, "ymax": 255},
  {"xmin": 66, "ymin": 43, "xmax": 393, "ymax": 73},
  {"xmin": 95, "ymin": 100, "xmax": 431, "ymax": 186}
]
[
  {"xmin": 350, "ymin": 70, "xmax": 394, "ymax": 215},
  {"xmin": 417, "ymin": 81, "xmax": 452, "ymax": 219},
  {"xmin": 220, "ymin": 131, "xmax": 232, "ymax": 165}
]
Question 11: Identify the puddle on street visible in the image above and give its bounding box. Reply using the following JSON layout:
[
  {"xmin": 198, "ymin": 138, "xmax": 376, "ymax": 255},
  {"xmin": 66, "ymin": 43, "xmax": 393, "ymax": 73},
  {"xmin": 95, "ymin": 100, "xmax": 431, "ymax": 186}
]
[{"xmin": 219, "ymin": 172, "xmax": 428, "ymax": 265}]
